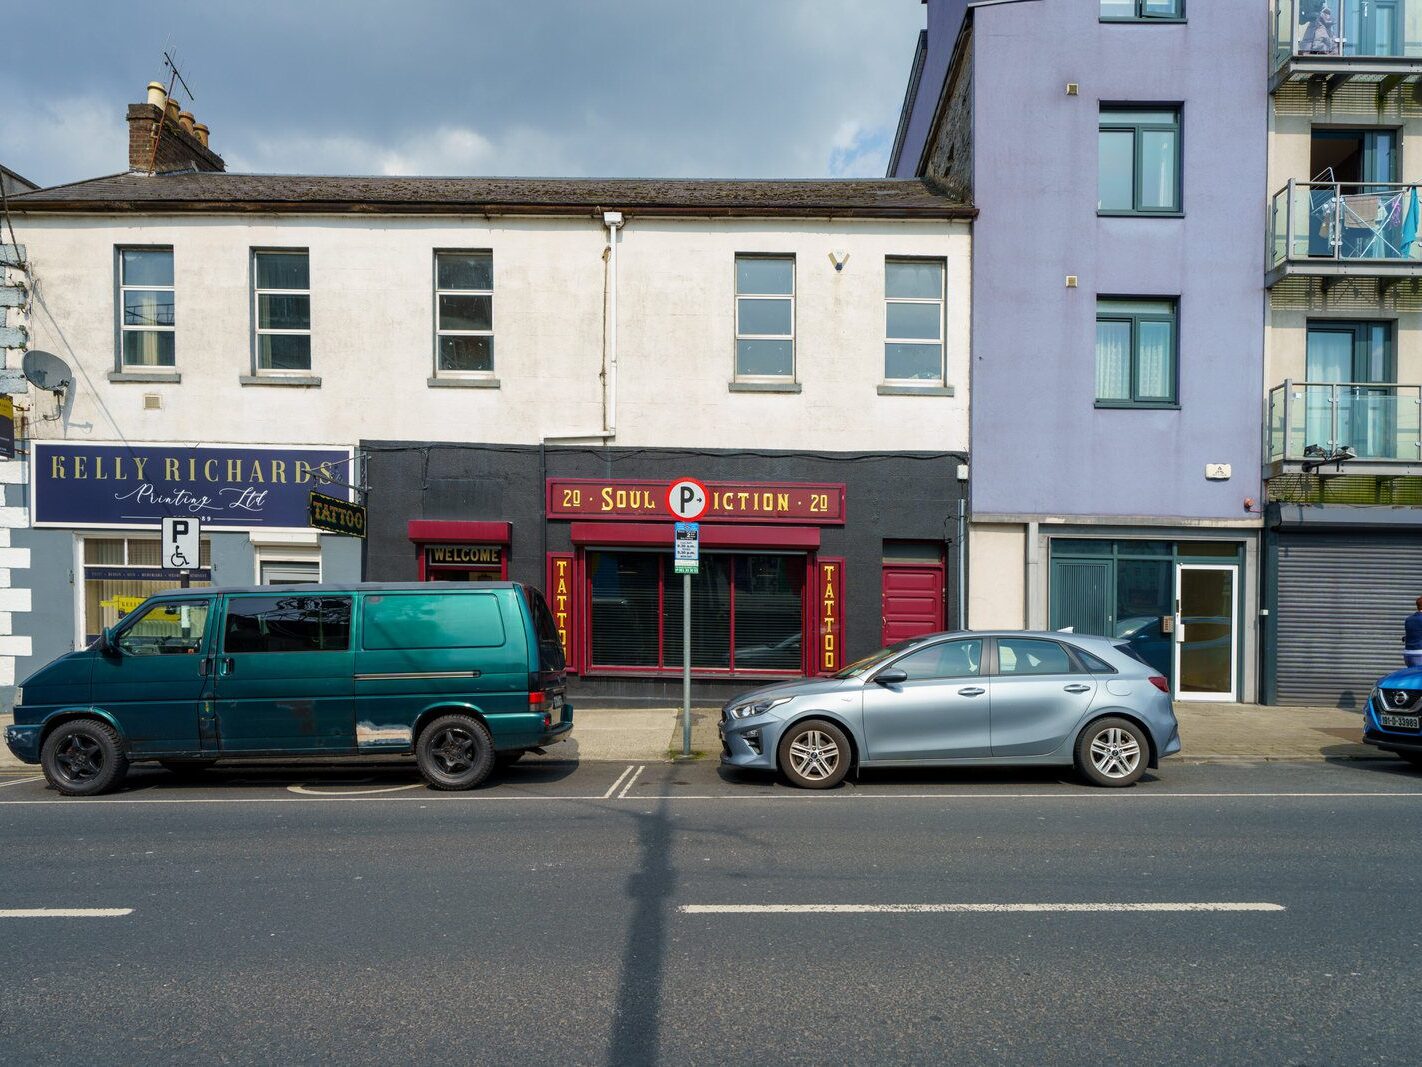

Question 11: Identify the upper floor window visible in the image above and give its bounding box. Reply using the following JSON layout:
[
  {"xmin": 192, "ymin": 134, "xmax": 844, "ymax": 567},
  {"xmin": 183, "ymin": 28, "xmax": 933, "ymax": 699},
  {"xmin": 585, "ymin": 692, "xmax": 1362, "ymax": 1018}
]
[
  {"xmin": 434, "ymin": 251, "xmax": 494, "ymax": 376},
  {"xmin": 118, "ymin": 248, "xmax": 174, "ymax": 368},
  {"xmin": 1099, "ymin": 107, "xmax": 1181, "ymax": 215},
  {"xmin": 1101, "ymin": 0, "xmax": 1183, "ymax": 20},
  {"xmin": 253, "ymin": 250, "xmax": 311, "ymax": 373},
  {"xmin": 884, "ymin": 259, "xmax": 946, "ymax": 383},
  {"xmin": 735, "ymin": 255, "xmax": 795, "ymax": 380},
  {"xmin": 1096, "ymin": 297, "xmax": 1178, "ymax": 408}
]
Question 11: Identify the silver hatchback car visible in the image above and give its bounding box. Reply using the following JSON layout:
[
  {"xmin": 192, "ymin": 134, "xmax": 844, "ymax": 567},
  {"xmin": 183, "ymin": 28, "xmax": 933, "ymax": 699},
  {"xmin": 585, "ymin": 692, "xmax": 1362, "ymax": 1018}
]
[{"xmin": 720, "ymin": 630, "xmax": 1181, "ymax": 789}]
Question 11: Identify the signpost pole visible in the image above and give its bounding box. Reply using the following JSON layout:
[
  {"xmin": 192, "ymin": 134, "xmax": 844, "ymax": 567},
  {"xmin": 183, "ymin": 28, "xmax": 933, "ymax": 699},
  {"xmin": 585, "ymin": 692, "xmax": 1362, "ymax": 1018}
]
[{"xmin": 682, "ymin": 571, "xmax": 691, "ymax": 757}]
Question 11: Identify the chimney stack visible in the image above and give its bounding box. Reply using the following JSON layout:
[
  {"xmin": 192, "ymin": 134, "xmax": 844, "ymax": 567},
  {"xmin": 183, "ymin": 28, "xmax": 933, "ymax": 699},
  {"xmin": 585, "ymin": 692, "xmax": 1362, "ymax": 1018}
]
[{"xmin": 128, "ymin": 82, "xmax": 225, "ymax": 174}]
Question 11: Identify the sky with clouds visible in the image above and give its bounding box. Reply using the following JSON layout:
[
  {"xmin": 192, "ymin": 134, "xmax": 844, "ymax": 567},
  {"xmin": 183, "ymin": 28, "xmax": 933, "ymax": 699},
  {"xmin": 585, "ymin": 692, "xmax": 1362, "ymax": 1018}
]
[{"xmin": 2, "ymin": 1, "xmax": 925, "ymax": 189}]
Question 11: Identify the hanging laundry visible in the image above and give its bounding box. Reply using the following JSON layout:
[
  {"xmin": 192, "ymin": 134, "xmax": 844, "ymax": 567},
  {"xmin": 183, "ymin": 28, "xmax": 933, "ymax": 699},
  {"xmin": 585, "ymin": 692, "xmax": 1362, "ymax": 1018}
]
[{"xmin": 1403, "ymin": 187, "xmax": 1420, "ymax": 259}]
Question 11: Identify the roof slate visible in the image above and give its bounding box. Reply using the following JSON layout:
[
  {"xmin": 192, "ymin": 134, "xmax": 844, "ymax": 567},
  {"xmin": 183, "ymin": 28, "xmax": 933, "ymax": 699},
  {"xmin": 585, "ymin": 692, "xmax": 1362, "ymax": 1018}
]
[{"xmin": 7, "ymin": 171, "xmax": 973, "ymax": 219}]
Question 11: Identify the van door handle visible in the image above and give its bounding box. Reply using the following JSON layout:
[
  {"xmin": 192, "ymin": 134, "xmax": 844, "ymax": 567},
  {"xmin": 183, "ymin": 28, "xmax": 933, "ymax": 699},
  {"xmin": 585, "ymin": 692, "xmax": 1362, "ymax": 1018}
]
[
  {"xmin": 219, "ymin": 657, "xmax": 235, "ymax": 677},
  {"xmin": 1064, "ymin": 684, "xmax": 1091, "ymax": 694},
  {"xmin": 957, "ymin": 686, "xmax": 985, "ymax": 697}
]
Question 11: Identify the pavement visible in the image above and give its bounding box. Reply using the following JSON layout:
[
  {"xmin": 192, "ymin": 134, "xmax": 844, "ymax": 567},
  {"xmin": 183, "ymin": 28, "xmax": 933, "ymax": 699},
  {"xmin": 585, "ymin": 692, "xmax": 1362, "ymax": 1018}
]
[
  {"xmin": 2, "ymin": 759, "xmax": 1421, "ymax": 1064},
  {"xmin": 0, "ymin": 700, "xmax": 1378, "ymax": 771}
]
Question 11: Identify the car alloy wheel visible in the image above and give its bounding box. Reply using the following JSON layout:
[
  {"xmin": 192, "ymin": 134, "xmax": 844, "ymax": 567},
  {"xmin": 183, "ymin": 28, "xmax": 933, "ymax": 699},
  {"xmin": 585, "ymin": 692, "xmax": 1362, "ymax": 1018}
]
[
  {"xmin": 1089, "ymin": 726, "xmax": 1141, "ymax": 780},
  {"xmin": 53, "ymin": 733, "xmax": 106, "ymax": 786},
  {"xmin": 788, "ymin": 729, "xmax": 840, "ymax": 782}
]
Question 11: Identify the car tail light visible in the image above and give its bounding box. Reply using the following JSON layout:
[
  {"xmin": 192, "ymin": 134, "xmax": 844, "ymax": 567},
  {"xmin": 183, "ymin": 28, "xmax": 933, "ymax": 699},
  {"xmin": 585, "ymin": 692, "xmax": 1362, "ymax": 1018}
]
[
  {"xmin": 529, "ymin": 691, "xmax": 547, "ymax": 711},
  {"xmin": 1148, "ymin": 675, "xmax": 1169, "ymax": 693}
]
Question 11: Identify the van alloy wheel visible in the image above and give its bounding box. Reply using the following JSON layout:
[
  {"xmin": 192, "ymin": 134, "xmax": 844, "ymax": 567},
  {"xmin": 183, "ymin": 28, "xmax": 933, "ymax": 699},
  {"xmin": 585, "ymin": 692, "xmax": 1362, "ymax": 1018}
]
[
  {"xmin": 54, "ymin": 734, "xmax": 105, "ymax": 785},
  {"xmin": 40, "ymin": 720, "xmax": 130, "ymax": 797},
  {"xmin": 430, "ymin": 726, "xmax": 477, "ymax": 774},
  {"xmin": 415, "ymin": 713, "xmax": 495, "ymax": 791}
]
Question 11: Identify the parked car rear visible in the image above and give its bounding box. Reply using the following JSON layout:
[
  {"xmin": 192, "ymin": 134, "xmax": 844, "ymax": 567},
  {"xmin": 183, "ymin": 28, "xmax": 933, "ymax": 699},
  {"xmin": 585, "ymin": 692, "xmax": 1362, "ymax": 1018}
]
[{"xmin": 3, "ymin": 582, "xmax": 572, "ymax": 796}]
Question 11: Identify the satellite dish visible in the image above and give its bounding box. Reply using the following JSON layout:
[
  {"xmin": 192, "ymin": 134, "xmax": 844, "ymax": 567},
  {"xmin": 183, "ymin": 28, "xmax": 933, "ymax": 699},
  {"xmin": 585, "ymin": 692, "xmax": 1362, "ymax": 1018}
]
[{"xmin": 21, "ymin": 350, "xmax": 72, "ymax": 394}]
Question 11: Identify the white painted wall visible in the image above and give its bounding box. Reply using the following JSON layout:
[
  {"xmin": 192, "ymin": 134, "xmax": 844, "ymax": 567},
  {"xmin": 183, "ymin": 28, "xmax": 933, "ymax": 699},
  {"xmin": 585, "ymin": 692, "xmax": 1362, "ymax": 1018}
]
[{"xmin": 15, "ymin": 212, "xmax": 971, "ymax": 452}]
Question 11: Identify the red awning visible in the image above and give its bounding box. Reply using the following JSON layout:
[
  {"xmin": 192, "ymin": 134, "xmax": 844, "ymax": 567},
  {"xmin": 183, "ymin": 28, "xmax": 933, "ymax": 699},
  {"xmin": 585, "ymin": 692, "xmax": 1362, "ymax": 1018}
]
[{"xmin": 407, "ymin": 520, "xmax": 511, "ymax": 543}]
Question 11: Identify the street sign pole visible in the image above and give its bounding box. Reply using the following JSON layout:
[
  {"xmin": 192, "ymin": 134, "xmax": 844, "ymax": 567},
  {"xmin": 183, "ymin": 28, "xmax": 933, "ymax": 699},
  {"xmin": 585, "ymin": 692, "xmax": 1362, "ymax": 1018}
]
[
  {"xmin": 667, "ymin": 480, "xmax": 708, "ymax": 758},
  {"xmin": 683, "ymin": 570, "xmax": 692, "ymax": 756}
]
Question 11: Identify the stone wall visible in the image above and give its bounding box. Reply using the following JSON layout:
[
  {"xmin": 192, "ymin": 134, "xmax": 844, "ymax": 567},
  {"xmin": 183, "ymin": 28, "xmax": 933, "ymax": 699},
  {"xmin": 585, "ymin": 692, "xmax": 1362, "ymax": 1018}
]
[{"xmin": 923, "ymin": 21, "xmax": 973, "ymax": 202}]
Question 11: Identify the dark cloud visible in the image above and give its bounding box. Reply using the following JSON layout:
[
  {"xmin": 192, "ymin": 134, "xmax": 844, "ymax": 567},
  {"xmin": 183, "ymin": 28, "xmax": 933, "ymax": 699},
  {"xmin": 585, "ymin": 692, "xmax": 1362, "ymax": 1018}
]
[{"xmin": 2, "ymin": 0, "xmax": 923, "ymax": 187}]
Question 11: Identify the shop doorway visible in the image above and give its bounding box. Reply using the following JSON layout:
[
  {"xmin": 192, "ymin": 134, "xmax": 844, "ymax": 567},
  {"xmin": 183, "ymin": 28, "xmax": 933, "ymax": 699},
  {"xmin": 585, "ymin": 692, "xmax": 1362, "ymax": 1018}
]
[
  {"xmin": 881, "ymin": 543, "xmax": 945, "ymax": 646},
  {"xmin": 1174, "ymin": 565, "xmax": 1239, "ymax": 702}
]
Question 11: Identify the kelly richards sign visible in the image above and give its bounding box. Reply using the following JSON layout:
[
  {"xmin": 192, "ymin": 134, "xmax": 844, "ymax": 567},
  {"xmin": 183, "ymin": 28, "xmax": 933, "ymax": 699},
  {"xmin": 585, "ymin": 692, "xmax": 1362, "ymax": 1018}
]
[{"xmin": 32, "ymin": 443, "xmax": 354, "ymax": 530}]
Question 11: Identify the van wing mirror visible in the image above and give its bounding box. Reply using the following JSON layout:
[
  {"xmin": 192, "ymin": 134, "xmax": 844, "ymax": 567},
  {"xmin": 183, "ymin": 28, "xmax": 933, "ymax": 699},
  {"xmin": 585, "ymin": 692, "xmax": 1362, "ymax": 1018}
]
[
  {"xmin": 97, "ymin": 627, "xmax": 115, "ymax": 655},
  {"xmin": 874, "ymin": 668, "xmax": 908, "ymax": 686}
]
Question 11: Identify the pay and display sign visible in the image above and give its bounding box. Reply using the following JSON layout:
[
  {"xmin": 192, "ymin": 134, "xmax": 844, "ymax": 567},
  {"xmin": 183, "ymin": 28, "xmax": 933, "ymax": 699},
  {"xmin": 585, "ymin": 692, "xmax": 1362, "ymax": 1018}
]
[{"xmin": 674, "ymin": 522, "xmax": 700, "ymax": 575}]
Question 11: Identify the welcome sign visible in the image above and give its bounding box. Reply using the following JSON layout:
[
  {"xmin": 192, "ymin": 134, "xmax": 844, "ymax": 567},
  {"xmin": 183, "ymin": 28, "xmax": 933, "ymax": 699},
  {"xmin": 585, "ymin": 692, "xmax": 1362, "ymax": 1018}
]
[{"xmin": 32, "ymin": 443, "xmax": 354, "ymax": 530}]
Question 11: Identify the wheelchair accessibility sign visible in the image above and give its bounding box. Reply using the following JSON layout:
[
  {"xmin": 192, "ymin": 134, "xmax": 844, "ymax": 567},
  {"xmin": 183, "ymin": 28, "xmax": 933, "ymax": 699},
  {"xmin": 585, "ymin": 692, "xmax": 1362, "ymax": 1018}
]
[{"xmin": 161, "ymin": 516, "xmax": 201, "ymax": 571}]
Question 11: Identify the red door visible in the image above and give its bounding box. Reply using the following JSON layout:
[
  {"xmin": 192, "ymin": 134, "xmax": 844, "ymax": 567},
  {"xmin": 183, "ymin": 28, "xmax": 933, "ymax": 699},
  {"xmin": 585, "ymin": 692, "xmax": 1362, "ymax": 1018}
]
[{"xmin": 881, "ymin": 564, "xmax": 945, "ymax": 646}]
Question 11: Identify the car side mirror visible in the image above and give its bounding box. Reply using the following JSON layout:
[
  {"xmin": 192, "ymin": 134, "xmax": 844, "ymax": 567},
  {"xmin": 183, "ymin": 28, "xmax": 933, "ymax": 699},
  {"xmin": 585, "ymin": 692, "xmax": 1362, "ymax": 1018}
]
[
  {"xmin": 97, "ymin": 628, "xmax": 117, "ymax": 656},
  {"xmin": 874, "ymin": 668, "xmax": 908, "ymax": 686}
]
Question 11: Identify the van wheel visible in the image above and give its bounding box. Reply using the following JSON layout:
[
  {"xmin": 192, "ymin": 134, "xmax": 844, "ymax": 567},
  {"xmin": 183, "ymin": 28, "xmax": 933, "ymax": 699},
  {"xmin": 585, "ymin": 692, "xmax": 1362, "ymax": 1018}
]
[
  {"xmin": 41, "ymin": 720, "xmax": 129, "ymax": 797},
  {"xmin": 417, "ymin": 714, "xmax": 495, "ymax": 791},
  {"xmin": 159, "ymin": 760, "xmax": 217, "ymax": 777},
  {"xmin": 1075, "ymin": 717, "xmax": 1148, "ymax": 787},
  {"xmin": 777, "ymin": 719, "xmax": 851, "ymax": 789}
]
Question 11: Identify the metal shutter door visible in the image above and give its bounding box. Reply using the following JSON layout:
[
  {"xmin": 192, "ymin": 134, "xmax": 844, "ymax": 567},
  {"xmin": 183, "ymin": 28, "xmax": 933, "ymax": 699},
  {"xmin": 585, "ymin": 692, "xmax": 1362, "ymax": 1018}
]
[{"xmin": 1276, "ymin": 532, "xmax": 1422, "ymax": 707}]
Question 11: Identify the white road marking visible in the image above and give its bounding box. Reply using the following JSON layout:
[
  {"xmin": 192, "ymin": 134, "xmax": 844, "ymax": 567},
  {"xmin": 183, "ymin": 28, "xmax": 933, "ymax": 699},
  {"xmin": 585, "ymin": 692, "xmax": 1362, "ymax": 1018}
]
[
  {"xmin": 0, "ymin": 776, "xmax": 43, "ymax": 789},
  {"xmin": 679, "ymin": 902, "xmax": 1287, "ymax": 915},
  {"xmin": 287, "ymin": 783, "xmax": 425, "ymax": 796},
  {"xmin": 602, "ymin": 765, "xmax": 635, "ymax": 800},
  {"xmin": 0, "ymin": 908, "xmax": 133, "ymax": 918},
  {"xmin": 617, "ymin": 765, "xmax": 646, "ymax": 799}
]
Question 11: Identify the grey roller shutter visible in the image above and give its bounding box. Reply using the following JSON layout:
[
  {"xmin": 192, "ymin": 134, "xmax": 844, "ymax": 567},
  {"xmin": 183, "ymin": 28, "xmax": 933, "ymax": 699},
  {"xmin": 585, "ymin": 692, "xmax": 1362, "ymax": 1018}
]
[{"xmin": 1275, "ymin": 532, "xmax": 1422, "ymax": 708}]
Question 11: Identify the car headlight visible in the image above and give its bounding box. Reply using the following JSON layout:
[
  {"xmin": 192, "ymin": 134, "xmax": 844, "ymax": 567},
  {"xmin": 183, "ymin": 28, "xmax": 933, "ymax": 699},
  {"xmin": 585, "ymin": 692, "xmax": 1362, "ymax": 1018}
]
[{"xmin": 729, "ymin": 696, "xmax": 791, "ymax": 720}]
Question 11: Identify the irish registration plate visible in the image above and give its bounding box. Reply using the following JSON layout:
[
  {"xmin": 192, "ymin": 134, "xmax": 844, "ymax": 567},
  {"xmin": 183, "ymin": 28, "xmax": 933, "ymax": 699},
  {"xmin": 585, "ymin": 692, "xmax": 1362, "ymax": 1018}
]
[{"xmin": 1380, "ymin": 713, "xmax": 1420, "ymax": 730}]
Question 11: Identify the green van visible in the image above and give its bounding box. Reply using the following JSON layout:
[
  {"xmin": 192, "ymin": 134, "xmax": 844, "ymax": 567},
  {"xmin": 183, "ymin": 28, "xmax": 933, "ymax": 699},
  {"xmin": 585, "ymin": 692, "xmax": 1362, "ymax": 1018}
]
[{"xmin": 3, "ymin": 582, "xmax": 572, "ymax": 796}]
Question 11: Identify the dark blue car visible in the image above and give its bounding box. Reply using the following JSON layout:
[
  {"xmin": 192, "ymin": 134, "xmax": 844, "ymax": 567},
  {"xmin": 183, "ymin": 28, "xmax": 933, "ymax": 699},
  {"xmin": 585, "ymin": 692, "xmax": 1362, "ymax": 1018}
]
[{"xmin": 1363, "ymin": 668, "xmax": 1422, "ymax": 766}]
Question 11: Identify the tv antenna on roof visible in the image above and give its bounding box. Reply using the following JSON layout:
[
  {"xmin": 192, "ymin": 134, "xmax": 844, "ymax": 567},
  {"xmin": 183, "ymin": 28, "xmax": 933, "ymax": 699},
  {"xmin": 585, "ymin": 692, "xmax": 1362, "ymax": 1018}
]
[{"xmin": 146, "ymin": 47, "xmax": 197, "ymax": 176}]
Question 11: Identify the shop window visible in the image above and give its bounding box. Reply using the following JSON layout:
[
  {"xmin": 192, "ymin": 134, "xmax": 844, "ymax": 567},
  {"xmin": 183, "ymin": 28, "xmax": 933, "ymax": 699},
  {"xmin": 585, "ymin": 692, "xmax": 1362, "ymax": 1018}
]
[
  {"xmin": 253, "ymin": 249, "xmax": 312, "ymax": 373},
  {"xmin": 434, "ymin": 251, "xmax": 494, "ymax": 376},
  {"xmin": 117, "ymin": 247, "xmax": 175, "ymax": 368},
  {"xmin": 260, "ymin": 560, "xmax": 320, "ymax": 585},
  {"xmin": 83, "ymin": 536, "xmax": 212, "ymax": 644},
  {"xmin": 587, "ymin": 551, "xmax": 804, "ymax": 673},
  {"xmin": 223, "ymin": 595, "xmax": 352, "ymax": 654}
]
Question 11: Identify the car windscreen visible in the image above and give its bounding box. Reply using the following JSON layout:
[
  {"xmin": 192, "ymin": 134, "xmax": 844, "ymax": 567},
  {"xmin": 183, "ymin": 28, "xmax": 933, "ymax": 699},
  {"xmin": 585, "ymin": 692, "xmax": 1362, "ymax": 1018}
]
[
  {"xmin": 835, "ymin": 641, "xmax": 915, "ymax": 679},
  {"xmin": 524, "ymin": 587, "xmax": 567, "ymax": 672}
]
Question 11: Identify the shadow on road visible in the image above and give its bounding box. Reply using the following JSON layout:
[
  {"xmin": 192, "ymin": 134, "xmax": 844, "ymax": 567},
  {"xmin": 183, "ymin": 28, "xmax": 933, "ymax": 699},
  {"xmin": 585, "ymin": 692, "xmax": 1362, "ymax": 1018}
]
[
  {"xmin": 606, "ymin": 792, "xmax": 675, "ymax": 1066},
  {"xmin": 108, "ymin": 757, "xmax": 582, "ymax": 793}
]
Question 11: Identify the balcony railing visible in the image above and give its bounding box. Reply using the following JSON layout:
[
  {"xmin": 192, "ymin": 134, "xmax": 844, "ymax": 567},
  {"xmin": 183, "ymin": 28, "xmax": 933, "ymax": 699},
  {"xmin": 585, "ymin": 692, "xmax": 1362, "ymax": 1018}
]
[
  {"xmin": 1268, "ymin": 180, "xmax": 1422, "ymax": 284},
  {"xmin": 1266, "ymin": 380, "xmax": 1422, "ymax": 475},
  {"xmin": 1272, "ymin": 0, "xmax": 1422, "ymax": 89}
]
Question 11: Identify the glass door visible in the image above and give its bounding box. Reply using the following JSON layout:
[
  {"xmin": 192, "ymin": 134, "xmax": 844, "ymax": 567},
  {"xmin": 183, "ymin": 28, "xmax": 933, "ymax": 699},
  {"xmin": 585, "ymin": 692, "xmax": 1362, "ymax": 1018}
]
[
  {"xmin": 1173, "ymin": 565, "xmax": 1238, "ymax": 702},
  {"xmin": 1346, "ymin": 0, "xmax": 1403, "ymax": 57},
  {"xmin": 1306, "ymin": 321, "xmax": 1396, "ymax": 457}
]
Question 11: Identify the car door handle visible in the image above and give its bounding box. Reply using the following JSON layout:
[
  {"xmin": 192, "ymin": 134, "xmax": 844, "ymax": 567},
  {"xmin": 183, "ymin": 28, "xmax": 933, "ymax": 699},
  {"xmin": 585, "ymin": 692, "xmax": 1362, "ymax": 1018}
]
[
  {"xmin": 218, "ymin": 657, "xmax": 235, "ymax": 677},
  {"xmin": 958, "ymin": 687, "xmax": 985, "ymax": 697},
  {"xmin": 1063, "ymin": 684, "xmax": 1091, "ymax": 694}
]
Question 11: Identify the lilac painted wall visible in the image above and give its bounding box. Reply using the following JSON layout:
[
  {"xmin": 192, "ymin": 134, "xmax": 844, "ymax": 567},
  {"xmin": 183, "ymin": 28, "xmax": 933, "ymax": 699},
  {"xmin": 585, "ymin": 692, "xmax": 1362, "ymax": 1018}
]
[
  {"xmin": 891, "ymin": 0, "xmax": 969, "ymax": 178},
  {"xmin": 968, "ymin": 0, "xmax": 1266, "ymax": 521}
]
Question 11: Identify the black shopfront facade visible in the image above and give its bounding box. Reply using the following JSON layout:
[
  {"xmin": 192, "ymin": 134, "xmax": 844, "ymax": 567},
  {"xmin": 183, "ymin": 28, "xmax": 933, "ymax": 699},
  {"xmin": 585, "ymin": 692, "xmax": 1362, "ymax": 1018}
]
[{"xmin": 361, "ymin": 441, "xmax": 967, "ymax": 705}]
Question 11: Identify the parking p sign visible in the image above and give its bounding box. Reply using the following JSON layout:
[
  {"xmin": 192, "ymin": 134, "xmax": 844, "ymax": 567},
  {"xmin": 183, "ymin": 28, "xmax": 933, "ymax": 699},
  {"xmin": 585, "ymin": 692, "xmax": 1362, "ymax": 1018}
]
[
  {"xmin": 666, "ymin": 478, "xmax": 709, "ymax": 521},
  {"xmin": 161, "ymin": 516, "xmax": 201, "ymax": 571}
]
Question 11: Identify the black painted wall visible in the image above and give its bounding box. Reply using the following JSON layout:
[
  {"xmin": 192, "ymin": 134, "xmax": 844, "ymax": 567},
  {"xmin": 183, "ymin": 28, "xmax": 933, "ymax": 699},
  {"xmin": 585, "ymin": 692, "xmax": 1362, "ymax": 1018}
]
[{"xmin": 361, "ymin": 441, "xmax": 968, "ymax": 705}]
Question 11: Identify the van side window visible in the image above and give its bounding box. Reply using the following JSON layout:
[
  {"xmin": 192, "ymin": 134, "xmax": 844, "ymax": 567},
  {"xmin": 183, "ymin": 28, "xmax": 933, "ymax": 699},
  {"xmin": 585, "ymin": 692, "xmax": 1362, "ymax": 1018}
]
[
  {"xmin": 117, "ymin": 600, "xmax": 210, "ymax": 656},
  {"xmin": 223, "ymin": 596, "xmax": 352, "ymax": 654},
  {"xmin": 363, "ymin": 593, "xmax": 505, "ymax": 651}
]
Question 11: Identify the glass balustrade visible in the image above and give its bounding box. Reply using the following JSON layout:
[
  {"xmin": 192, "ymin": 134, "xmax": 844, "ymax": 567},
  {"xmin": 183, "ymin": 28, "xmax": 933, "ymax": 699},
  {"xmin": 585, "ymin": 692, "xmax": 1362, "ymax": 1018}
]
[
  {"xmin": 1274, "ymin": 0, "xmax": 1418, "ymax": 72},
  {"xmin": 1269, "ymin": 181, "xmax": 1422, "ymax": 270},
  {"xmin": 1267, "ymin": 381, "xmax": 1422, "ymax": 465}
]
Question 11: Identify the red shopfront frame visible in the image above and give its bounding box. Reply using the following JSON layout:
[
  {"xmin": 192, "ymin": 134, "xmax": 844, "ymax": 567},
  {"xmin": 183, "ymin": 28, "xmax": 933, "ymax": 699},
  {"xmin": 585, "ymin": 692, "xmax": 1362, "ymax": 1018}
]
[
  {"xmin": 558, "ymin": 522, "xmax": 832, "ymax": 680},
  {"xmin": 408, "ymin": 520, "xmax": 511, "ymax": 581}
]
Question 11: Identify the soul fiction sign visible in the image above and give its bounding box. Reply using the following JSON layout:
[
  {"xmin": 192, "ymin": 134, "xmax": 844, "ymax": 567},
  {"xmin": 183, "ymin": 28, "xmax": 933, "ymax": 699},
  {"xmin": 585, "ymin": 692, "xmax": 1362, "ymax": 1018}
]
[
  {"xmin": 33, "ymin": 443, "xmax": 354, "ymax": 530},
  {"xmin": 546, "ymin": 478, "xmax": 846, "ymax": 524}
]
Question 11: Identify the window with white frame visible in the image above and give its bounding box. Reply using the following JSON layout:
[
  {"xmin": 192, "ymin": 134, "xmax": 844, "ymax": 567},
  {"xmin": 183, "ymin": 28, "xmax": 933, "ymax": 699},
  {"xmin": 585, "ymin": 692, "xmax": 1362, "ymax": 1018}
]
[
  {"xmin": 253, "ymin": 250, "xmax": 312, "ymax": 372},
  {"xmin": 434, "ymin": 251, "xmax": 494, "ymax": 375},
  {"xmin": 118, "ymin": 248, "xmax": 175, "ymax": 368},
  {"xmin": 884, "ymin": 259, "xmax": 945, "ymax": 382},
  {"xmin": 734, "ymin": 255, "xmax": 795, "ymax": 379}
]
